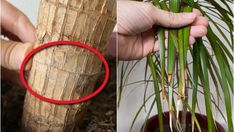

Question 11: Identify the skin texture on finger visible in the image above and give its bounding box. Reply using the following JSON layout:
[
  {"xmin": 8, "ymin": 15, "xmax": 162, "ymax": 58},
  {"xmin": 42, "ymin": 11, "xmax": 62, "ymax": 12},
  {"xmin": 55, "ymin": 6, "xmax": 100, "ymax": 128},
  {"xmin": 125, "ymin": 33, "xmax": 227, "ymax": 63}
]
[
  {"xmin": 118, "ymin": 24, "xmax": 207, "ymax": 60},
  {"xmin": 117, "ymin": 1, "xmax": 209, "ymax": 60},
  {"xmin": 118, "ymin": 34, "xmax": 141, "ymax": 60},
  {"xmin": 192, "ymin": 16, "xmax": 209, "ymax": 27},
  {"xmin": 141, "ymin": 29, "xmax": 156, "ymax": 57},
  {"xmin": 152, "ymin": 8, "xmax": 196, "ymax": 28},
  {"xmin": 118, "ymin": 29, "xmax": 156, "ymax": 60},
  {"xmin": 1, "ymin": 39, "xmax": 33, "ymax": 70},
  {"xmin": 190, "ymin": 25, "xmax": 208, "ymax": 37},
  {"xmin": 189, "ymin": 36, "xmax": 196, "ymax": 44},
  {"xmin": 1, "ymin": 0, "xmax": 36, "ymax": 42},
  {"xmin": 192, "ymin": 8, "xmax": 202, "ymax": 16},
  {"xmin": 117, "ymin": 1, "xmax": 156, "ymax": 34}
]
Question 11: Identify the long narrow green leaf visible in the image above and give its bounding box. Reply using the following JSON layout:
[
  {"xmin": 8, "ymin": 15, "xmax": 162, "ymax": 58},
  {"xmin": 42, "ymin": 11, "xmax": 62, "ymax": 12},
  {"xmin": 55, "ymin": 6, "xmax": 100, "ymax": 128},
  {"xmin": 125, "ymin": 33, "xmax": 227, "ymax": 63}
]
[
  {"xmin": 206, "ymin": 26, "xmax": 234, "ymax": 92},
  {"xmin": 220, "ymin": 0, "xmax": 233, "ymax": 15},
  {"xmin": 204, "ymin": 47, "xmax": 225, "ymax": 95},
  {"xmin": 167, "ymin": 0, "xmax": 180, "ymax": 83},
  {"xmin": 158, "ymin": 28, "xmax": 166, "ymax": 100},
  {"xmin": 143, "ymin": 74, "xmax": 152, "ymax": 112},
  {"xmin": 203, "ymin": 13, "xmax": 232, "ymax": 49},
  {"xmin": 191, "ymin": 39, "xmax": 200, "ymax": 132},
  {"xmin": 206, "ymin": 0, "xmax": 233, "ymax": 23},
  {"xmin": 188, "ymin": 87, "xmax": 227, "ymax": 123},
  {"xmin": 183, "ymin": 6, "xmax": 192, "ymax": 62},
  {"xmin": 124, "ymin": 80, "xmax": 152, "ymax": 87},
  {"xmin": 206, "ymin": 28, "xmax": 233, "ymax": 131},
  {"xmin": 188, "ymin": 1, "xmax": 233, "ymax": 63},
  {"xmin": 199, "ymin": 42, "xmax": 215, "ymax": 132},
  {"xmin": 118, "ymin": 61, "xmax": 140, "ymax": 106},
  {"xmin": 118, "ymin": 62, "xmax": 125, "ymax": 107},
  {"xmin": 144, "ymin": 58, "xmax": 148, "ymax": 82},
  {"xmin": 147, "ymin": 54, "xmax": 163, "ymax": 132},
  {"xmin": 177, "ymin": 28, "xmax": 185, "ymax": 103}
]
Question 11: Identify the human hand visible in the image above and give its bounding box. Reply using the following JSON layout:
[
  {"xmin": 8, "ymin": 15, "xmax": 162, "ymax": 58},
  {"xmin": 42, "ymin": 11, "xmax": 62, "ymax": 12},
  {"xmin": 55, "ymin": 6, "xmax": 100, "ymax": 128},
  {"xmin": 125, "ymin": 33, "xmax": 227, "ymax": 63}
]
[
  {"xmin": 1, "ymin": 0, "xmax": 36, "ymax": 70},
  {"xmin": 117, "ymin": 1, "xmax": 208, "ymax": 60}
]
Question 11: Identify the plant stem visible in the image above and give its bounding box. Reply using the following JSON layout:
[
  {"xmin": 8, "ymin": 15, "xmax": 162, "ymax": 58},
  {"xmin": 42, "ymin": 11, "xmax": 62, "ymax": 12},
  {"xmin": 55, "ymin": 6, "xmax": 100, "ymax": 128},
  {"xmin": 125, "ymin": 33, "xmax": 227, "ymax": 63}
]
[
  {"xmin": 191, "ymin": 39, "xmax": 200, "ymax": 132},
  {"xmin": 167, "ymin": 0, "xmax": 180, "ymax": 84},
  {"xmin": 199, "ymin": 41, "xmax": 215, "ymax": 132},
  {"xmin": 147, "ymin": 55, "xmax": 163, "ymax": 132},
  {"xmin": 177, "ymin": 28, "xmax": 185, "ymax": 100},
  {"xmin": 180, "ymin": 6, "xmax": 192, "ymax": 132},
  {"xmin": 158, "ymin": 28, "xmax": 166, "ymax": 101}
]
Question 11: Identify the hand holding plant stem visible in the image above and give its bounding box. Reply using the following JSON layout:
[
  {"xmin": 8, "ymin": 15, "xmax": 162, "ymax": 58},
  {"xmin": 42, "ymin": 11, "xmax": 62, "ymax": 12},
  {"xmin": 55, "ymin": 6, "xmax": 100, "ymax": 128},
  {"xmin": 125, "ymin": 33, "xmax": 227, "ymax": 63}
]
[
  {"xmin": 119, "ymin": 0, "xmax": 233, "ymax": 132},
  {"xmin": 117, "ymin": 0, "xmax": 208, "ymax": 60},
  {"xmin": 149, "ymin": 0, "xmax": 207, "ymax": 131},
  {"xmin": 118, "ymin": 0, "xmax": 208, "ymax": 131}
]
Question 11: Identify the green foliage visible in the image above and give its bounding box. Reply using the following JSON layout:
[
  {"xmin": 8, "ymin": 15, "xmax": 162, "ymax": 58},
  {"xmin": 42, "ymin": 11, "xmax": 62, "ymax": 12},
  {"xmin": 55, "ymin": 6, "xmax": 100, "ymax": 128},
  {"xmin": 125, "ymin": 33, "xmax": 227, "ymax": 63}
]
[{"xmin": 119, "ymin": 0, "xmax": 233, "ymax": 132}]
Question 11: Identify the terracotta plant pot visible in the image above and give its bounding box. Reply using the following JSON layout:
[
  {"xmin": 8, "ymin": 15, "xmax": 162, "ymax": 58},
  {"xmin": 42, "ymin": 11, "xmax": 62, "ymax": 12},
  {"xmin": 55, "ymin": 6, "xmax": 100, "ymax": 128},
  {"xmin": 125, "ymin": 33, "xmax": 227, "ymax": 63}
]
[{"xmin": 141, "ymin": 111, "xmax": 225, "ymax": 132}]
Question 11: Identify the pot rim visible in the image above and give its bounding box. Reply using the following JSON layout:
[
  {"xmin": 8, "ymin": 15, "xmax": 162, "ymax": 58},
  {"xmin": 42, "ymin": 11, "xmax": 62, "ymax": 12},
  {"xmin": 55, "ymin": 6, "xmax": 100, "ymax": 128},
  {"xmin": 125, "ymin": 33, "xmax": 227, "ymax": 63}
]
[{"xmin": 141, "ymin": 111, "xmax": 225, "ymax": 132}]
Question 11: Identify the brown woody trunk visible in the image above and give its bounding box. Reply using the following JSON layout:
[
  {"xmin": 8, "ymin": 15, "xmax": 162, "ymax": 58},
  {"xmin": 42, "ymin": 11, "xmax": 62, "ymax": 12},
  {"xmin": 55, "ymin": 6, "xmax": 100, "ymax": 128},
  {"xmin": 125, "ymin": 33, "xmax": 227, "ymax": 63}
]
[{"xmin": 22, "ymin": 0, "xmax": 116, "ymax": 131}]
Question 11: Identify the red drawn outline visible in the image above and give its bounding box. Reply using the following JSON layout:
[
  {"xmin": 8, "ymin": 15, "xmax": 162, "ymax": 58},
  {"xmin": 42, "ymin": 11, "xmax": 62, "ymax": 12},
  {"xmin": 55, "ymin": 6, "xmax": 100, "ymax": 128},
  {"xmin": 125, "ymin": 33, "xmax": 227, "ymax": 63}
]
[{"xmin": 20, "ymin": 41, "xmax": 109, "ymax": 104}]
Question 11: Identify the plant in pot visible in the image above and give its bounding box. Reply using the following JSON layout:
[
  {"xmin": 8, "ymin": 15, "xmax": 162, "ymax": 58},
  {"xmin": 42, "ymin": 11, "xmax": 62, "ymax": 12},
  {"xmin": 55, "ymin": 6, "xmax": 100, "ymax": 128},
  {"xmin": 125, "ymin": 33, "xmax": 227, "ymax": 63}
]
[{"xmin": 118, "ymin": 0, "xmax": 233, "ymax": 132}]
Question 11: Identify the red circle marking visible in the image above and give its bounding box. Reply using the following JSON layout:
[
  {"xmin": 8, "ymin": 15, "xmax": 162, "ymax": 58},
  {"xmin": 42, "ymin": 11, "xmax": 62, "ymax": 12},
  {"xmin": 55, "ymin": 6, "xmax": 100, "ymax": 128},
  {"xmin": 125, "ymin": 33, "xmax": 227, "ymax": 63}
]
[{"xmin": 20, "ymin": 41, "xmax": 109, "ymax": 104}]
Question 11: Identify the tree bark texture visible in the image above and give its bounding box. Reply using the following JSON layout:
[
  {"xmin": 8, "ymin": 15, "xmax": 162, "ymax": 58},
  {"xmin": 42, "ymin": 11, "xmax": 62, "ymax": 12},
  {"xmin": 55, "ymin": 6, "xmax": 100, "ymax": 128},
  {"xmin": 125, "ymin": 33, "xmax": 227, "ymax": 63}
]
[{"xmin": 22, "ymin": 0, "xmax": 116, "ymax": 131}]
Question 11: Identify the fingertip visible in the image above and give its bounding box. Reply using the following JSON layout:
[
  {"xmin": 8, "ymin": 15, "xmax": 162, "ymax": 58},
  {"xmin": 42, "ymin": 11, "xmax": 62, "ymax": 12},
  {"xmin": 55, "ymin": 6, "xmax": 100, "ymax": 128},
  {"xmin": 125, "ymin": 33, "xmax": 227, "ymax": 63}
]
[
  {"xmin": 192, "ymin": 8, "xmax": 202, "ymax": 16},
  {"xmin": 192, "ymin": 16, "xmax": 209, "ymax": 27},
  {"xmin": 189, "ymin": 36, "xmax": 196, "ymax": 45},
  {"xmin": 190, "ymin": 25, "xmax": 207, "ymax": 37},
  {"xmin": 170, "ymin": 12, "xmax": 197, "ymax": 27},
  {"xmin": 203, "ymin": 17, "xmax": 209, "ymax": 27}
]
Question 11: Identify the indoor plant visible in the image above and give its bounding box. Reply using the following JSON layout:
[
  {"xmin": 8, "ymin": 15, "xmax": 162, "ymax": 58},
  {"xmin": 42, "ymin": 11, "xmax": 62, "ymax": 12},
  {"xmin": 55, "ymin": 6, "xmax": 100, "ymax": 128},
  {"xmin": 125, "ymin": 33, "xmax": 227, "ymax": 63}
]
[{"xmin": 118, "ymin": 0, "xmax": 233, "ymax": 132}]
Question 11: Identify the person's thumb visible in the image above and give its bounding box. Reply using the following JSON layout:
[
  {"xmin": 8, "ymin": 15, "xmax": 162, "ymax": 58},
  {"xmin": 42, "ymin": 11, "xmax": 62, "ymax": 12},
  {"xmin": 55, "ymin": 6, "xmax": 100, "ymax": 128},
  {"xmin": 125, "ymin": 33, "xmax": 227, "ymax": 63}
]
[
  {"xmin": 152, "ymin": 6, "xmax": 197, "ymax": 28},
  {"xmin": 1, "ymin": 39, "xmax": 33, "ymax": 70}
]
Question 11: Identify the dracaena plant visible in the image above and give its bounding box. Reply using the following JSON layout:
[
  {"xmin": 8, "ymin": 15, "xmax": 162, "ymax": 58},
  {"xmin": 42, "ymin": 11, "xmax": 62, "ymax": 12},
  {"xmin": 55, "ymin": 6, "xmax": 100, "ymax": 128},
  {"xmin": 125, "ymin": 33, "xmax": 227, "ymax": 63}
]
[{"xmin": 118, "ymin": 0, "xmax": 233, "ymax": 132}]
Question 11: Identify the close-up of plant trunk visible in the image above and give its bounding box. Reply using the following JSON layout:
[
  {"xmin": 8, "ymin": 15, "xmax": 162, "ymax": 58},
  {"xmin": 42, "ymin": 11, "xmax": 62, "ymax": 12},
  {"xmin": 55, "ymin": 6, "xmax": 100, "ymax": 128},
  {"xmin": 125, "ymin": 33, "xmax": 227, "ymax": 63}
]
[{"xmin": 22, "ymin": 0, "xmax": 116, "ymax": 131}]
